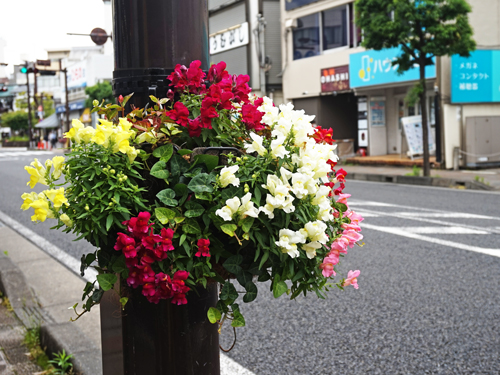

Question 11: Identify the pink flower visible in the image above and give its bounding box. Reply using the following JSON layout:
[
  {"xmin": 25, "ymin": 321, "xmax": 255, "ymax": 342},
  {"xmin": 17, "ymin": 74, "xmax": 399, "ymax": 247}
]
[
  {"xmin": 344, "ymin": 210, "xmax": 364, "ymax": 225},
  {"xmin": 342, "ymin": 270, "xmax": 360, "ymax": 289},
  {"xmin": 335, "ymin": 168, "xmax": 347, "ymax": 182},
  {"xmin": 195, "ymin": 238, "xmax": 210, "ymax": 257},
  {"xmin": 208, "ymin": 61, "xmax": 229, "ymax": 83},
  {"xmin": 336, "ymin": 193, "xmax": 351, "ymax": 206},
  {"xmin": 329, "ymin": 240, "xmax": 348, "ymax": 264},
  {"xmin": 126, "ymin": 267, "xmax": 142, "ymax": 288},
  {"xmin": 319, "ymin": 255, "xmax": 338, "ymax": 278},
  {"xmin": 123, "ymin": 212, "xmax": 152, "ymax": 239}
]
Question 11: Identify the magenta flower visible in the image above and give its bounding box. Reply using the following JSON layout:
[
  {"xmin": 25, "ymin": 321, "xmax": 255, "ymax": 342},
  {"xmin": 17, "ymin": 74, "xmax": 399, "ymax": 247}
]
[{"xmin": 195, "ymin": 238, "xmax": 211, "ymax": 257}]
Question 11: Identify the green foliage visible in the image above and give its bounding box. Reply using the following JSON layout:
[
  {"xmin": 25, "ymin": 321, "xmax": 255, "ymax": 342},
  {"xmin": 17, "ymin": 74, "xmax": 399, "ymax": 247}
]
[
  {"xmin": 1, "ymin": 111, "xmax": 29, "ymax": 131},
  {"xmin": 15, "ymin": 91, "xmax": 55, "ymax": 122},
  {"xmin": 48, "ymin": 350, "xmax": 74, "ymax": 375},
  {"xmin": 405, "ymin": 165, "xmax": 422, "ymax": 176},
  {"xmin": 85, "ymin": 81, "xmax": 115, "ymax": 108}
]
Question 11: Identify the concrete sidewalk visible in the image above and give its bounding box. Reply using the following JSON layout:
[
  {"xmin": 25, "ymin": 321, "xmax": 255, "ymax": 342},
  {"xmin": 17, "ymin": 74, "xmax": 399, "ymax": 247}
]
[{"xmin": 341, "ymin": 162, "xmax": 500, "ymax": 191}]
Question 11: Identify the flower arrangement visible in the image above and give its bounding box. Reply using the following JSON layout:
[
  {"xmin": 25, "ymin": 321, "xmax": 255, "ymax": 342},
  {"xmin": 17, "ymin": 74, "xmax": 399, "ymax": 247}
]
[{"xmin": 20, "ymin": 61, "xmax": 363, "ymax": 328}]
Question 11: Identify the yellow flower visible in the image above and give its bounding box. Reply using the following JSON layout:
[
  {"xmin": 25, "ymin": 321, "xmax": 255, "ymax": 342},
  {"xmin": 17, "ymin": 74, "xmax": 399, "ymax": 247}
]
[
  {"xmin": 29, "ymin": 194, "xmax": 54, "ymax": 222},
  {"xmin": 78, "ymin": 126, "xmax": 95, "ymax": 143},
  {"xmin": 65, "ymin": 119, "xmax": 85, "ymax": 143},
  {"xmin": 92, "ymin": 120, "xmax": 114, "ymax": 146},
  {"xmin": 51, "ymin": 156, "xmax": 66, "ymax": 180},
  {"xmin": 21, "ymin": 192, "xmax": 38, "ymax": 210},
  {"xmin": 25, "ymin": 158, "xmax": 47, "ymax": 188},
  {"xmin": 126, "ymin": 146, "xmax": 139, "ymax": 163},
  {"xmin": 44, "ymin": 188, "xmax": 67, "ymax": 209},
  {"xmin": 119, "ymin": 117, "xmax": 133, "ymax": 132},
  {"xmin": 59, "ymin": 213, "xmax": 73, "ymax": 228},
  {"xmin": 113, "ymin": 131, "xmax": 132, "ymax": 154}
]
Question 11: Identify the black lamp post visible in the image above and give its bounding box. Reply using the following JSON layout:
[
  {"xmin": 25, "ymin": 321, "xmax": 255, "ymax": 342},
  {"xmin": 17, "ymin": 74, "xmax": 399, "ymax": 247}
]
[{"xmin": 100, "ymin": 2, "xmax": 219, "ymax": 374}]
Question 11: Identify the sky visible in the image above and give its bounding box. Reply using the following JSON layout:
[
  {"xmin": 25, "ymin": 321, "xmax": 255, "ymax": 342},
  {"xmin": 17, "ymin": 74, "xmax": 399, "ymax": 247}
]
[{"xmin": 0, "ymin": 0, "xmax": 110, "ymax": 75}]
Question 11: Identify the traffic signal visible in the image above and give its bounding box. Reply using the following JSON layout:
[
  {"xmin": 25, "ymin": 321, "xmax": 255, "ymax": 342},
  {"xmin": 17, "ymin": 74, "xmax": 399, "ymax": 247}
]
[
  {"xmin": 19, "ymin": 65, "xmax": 28, "ymax": 74},
  {"xmin": 39, "ymin": 70, "xmax": 56, "ymax": 76}
]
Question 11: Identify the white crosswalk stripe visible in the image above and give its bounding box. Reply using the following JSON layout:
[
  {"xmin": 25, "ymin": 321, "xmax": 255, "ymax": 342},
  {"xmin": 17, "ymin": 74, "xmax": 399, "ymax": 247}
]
[
  {"xmin": 0, "ymin": 151, "xmax": 54, "ymax": 158},
  {"xmin": 352, "ymin": 200, "xmax": 500, "ymax": 257}
]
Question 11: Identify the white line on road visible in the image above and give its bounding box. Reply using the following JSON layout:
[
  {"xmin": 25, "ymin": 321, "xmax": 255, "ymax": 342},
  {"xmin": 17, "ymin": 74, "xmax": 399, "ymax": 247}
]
[
  {"xmin": 391, "ymin": 212, "xmax": 497, "ymax": 220},
  {"xmin": 397, "ymin": 226, "xmax": 489, "ymax": 234},
  {"xmin": 0, "ymin": 209, "xmax": 256, "ymax": 375},
  {"xmin": 362, "ymin": 223, "xmax": 500, "ymax": 257}
]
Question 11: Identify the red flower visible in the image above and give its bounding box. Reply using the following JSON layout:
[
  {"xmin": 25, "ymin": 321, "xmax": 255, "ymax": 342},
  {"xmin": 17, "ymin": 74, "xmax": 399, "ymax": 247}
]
[
  {"xmin": 186, "ymin": 60, "xmax": 206, "ymax": 92},
  {"xmin": 166, "ymin": 102, "xmax": 189, "ymax": 127},
  {"xmin": 187, "ymin": 117, "xmax": 203, "ymax": 137},
  {"xmin": 336, "ymin": 168, "xmax": 347, "ymax": 182},
  {"xmin": 208, "ymin": 61, "xmax": 230, "ymax": 83},
  {"xmin": 241, "ymin": 103, "xmax": 265, "ymax": 131},
  {"xmin": 126, "ymin": 267, "xmax": 142, "ymax": 288},
  {"xmin": 313, "ymin": 127, "xmax": 334, "ymax": 145},
  {"xmin": 232, "ymin": 74, "xmax": 251, "ymax": 103},
  {"xmin": 122, "ymin": 212, "xmax": 152, "ymax": 239},
  {"xmin": 114, "ymin": 233, "xmax": 137, "ymax": 258},
  {"xmin": 167, "ymin": 64, "xmax": 188, "ymax": 91},
  {"xmin": 195, "ymin": 238, "xmax": 211, "ymax": 257},
  {"xmin": 200, "ymin": 97, "xmax": 219, "ymax": 128},
  {"xmin": 327, "ymin": 159, "xmax": 337, "ymax": 170}
]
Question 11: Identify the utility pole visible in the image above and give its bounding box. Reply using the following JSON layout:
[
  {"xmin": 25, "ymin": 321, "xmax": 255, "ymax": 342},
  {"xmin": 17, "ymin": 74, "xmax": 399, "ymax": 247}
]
[
  {"xmin": 25, "ymin": 62, "xmax": 33, "ymax": 148},
  {"xmin": 100, "ymin": 2, "xmax": 216, "ymax": 375},
  {"xmin": 60, "ymin": 59, "xmax": 70, "ymax": 134}
]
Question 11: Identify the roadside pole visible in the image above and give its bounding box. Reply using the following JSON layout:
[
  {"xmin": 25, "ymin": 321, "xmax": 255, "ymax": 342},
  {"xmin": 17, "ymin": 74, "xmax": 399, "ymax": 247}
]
[{"xmin": 25, "ymin": 62, "xmax": 33, "ymax": 149}]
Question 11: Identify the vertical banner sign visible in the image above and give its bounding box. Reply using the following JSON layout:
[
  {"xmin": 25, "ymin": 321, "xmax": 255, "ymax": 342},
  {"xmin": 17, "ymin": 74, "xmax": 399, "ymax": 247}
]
[
  {"xmin": 451, "ymin": 50, "xmax": 500, "ymax": 103},
  {"xmin": 370, "ymin": 99, "xmax": 385, "ymax": 126},
  {"xmin": 210, "ymin": 22, "xmax": 249, "ymax": 55},
  {"xmin": 401, "ymin": 115, "xmax": 436, "ymax": 158}
]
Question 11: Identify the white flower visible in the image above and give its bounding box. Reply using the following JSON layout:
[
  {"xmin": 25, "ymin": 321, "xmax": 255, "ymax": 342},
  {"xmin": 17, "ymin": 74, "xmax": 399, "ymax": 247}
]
[
  {"xmin": 215, "ymin": 194, "xmax": 259, "ymax": 221},
  {"xmin": 301, "ymin": 221, "xmax": 329, "ymax": 244},
  {"xmin": 219, "ymin": 165, "xmax": 240, "ymax": 188},
  {"xmin": 302, "ymin": 241, "xmax": 322, "ymax": 259},
  {"xmin": 270, "ymin": 134, "xmax": 289, "ymax": 159},
  {"xmin": 215, "ymin": 196, "xmax": 241, "ymax": 221},
  {"xmin": 276, "ymin": 229, "xmax": 306, "ymax": 258},
  {"xmin": 244, "ymin": 133, "xmax": 267, "ymax": 156},
  {"xmin": 258, "ymin": 96, "xmax": 279, "ymax": 126},
  {"xmin": 317, "ymin": 201, "xmax": 334, "ymax": 222},
  {"xmin": 239, "ymin": 193, "xmax": 259, "ymax": 218},
  {"xmin": 291, "ymin": 172, "xmax": 312, "ymax": 199}
]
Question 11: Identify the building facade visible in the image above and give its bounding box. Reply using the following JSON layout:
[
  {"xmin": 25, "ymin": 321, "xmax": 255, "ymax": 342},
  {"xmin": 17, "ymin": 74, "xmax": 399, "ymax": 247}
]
[
  {"xmin": 209, "ymin": 0, "xmax": 283, "ymax": 104},
  {"xmin": 281, "ymin": 0, "xmax": 500, "ymax": 168}
]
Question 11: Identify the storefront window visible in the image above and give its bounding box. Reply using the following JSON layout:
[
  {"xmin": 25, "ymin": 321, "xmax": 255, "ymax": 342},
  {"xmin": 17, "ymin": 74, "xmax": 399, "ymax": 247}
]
[
  {"xmin": 293, "ymin": 14, "xmax": 320, "ymax": 60},
  {"xmin": 322, "ymin": 5, "xmax": 347, "ymax": 50}
]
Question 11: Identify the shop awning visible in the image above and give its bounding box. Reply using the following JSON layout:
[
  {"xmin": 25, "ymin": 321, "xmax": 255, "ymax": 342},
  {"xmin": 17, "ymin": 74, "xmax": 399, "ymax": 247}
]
[{"xmin": 35, "ymin": 113, "xmax": 59, "ymax": 129}]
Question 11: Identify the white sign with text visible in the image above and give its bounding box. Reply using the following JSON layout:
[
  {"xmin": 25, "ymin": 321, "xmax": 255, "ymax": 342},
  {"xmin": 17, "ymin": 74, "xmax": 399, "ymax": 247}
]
[
  {"xmin": 401, "ymin": 115, "xmax": 436, "ymax": 158},
  {"xmin": 210, "ymin": 22, "xmax": 249, "ymax": 55}
]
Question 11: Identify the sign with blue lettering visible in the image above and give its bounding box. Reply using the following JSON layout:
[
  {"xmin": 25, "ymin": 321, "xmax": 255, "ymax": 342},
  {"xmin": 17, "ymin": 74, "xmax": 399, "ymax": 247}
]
[
  {"xmin": 285, "ymin": 0, "xmax": 320, "ymax": 11},
  {"xmin": 451, "ymin": 50, "xmax": 500, "ymax": 103},
  {"xmin": 349, "ymin": 47, "xmax": 436, "ymax": 88}
]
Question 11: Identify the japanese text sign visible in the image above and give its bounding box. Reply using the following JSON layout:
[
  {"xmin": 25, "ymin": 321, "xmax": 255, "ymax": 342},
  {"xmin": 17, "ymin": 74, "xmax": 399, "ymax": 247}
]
[
  {"xmin": 210, "ymin": 22, "xmax": 249, "ymax": 55},
  {"xmin": 349, "ymin": 47, "xmax": 436, "ymax": 88},
  {"xmin": 321, "ymin": 65, "xmax": 350, "ymax": 92},
  {"xmin": 451, "ymin": 50, "xmax": 500, "ymax": 103}
]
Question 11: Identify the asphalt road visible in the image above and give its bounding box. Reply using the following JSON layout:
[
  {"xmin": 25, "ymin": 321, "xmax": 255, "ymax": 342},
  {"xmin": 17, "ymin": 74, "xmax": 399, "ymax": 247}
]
[{"xmin": 1, "ymin": 149, "xmax": 499, "ymax": 374}]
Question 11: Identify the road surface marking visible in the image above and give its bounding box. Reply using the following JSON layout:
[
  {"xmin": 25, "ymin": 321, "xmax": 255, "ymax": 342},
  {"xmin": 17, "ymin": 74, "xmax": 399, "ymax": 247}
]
[
  {"xmin": 391, "ymin": 212, "xmax": 497, "ymax": 220},
  {"xmin": 362, "ymin": 223, "xmax": 500, "ymax": 258},
  {"xmin": 397, "ymin": 226, "xmax": 489, "ymax": 234}
]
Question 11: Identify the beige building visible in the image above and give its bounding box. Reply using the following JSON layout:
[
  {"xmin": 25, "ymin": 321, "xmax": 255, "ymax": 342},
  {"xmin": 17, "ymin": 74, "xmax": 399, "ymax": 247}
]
[{"xmin": 281, "ymin": 0, "xmax": 500, "ymax": 168}]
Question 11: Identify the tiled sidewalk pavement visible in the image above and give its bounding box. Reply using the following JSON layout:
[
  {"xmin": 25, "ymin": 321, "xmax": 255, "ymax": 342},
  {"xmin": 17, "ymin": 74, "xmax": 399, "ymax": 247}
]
[{"xmin": 0, "ymin": 302, "xmax": 42, "ymax": 375}]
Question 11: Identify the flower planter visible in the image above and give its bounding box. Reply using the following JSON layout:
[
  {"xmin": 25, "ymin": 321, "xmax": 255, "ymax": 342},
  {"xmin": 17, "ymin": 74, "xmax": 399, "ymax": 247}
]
[{"xmin": 100, "ymin": 281, "xmax": 219, "ymax": 375}]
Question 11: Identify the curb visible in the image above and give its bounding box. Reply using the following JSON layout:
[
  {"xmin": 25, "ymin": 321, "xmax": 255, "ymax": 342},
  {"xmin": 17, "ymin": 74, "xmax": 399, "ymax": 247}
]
[
  {"xmin": 0, "ymin": 253, "xmax": 102, "ymax": 375},
  {"xmin": 346, "ymin": 173, "xmax": 498, "ymax": 191}
]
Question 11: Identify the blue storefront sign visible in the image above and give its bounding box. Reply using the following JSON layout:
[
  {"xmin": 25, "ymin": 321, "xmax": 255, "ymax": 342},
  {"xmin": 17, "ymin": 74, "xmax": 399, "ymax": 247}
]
[
  {"xmin": 56, "ymin": 100, "xmax": 86, "ymax": 114},
  {"xmin": 285, "ymin": 0, "xmax": 320, "ymax": 11},
  {"xmin": 451, "ymin": 50, "xmax": 500, "ymax": 103},
  {"xmin": 349, "ymin": 47, "xmax": 436, "ymax": 88}
]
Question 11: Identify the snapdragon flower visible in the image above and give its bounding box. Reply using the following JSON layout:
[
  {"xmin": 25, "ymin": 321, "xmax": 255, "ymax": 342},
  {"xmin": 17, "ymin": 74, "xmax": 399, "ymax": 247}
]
[
  {"xmin": 216, "ymin": 193, "xmax": 259, "ymax": 221},
  {"xmin": 244, "ymin": 132, "xmax": 267, "ymax": 156},
  {"xmin": 276, "ymin": 229, "xmax": 306, "ymax": 258},
  {"xmin": 219, "ymin": 165, "xmax": 240, "ymax": 188}
]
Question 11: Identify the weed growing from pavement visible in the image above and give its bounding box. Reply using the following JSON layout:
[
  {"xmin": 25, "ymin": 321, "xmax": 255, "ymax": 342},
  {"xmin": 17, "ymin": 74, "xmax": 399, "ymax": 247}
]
[
  {"xmin": 48, "ymin": 349, "xmax": 74, "ymax": 375},
  {"xmin": 405, "ymin": 165, "xmax": 422, "ymax": 177},
  {"xmin": 474, "ymin": 175, "xmax": 490, "ymax": 185}
]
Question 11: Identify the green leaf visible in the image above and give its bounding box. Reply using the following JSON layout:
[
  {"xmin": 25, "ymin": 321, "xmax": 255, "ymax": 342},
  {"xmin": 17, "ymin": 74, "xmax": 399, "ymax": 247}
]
[
  {"xmin": 155, "ymin": 207, "xmax": 177, "ymax": 224},
  {"xmin": 254, "ymin": 186, "xmax": 262, "ymax": 205},
  {"xmin": 188, "ymin": 173, "xmax": 215, "ymax": 194},
  {"xmin": 170, "ymin": 154, "xmax": 189, "ymax": 177},
  {"xmin": 178, "ymin": 149, "xmax": 193, "ymax": 156},
  {"xmin": 273, "ymin": 280, "xmax": 288, "ymax": 299},
  {"xmin": 111, "ymin": 255, "xmax": 128, "ymax": 274},
  {"xmin": 240, "ymin": 217, "xmax": 254, "ymax": 233},
  {"xmin": 243, "ymin": 281, "xmax": 258, "ymax": 303},
  {"xmin": 96, "ymin": 274, "xmax": 117, "ymax": 292},
  {"xmin": 106, "ymin": 214, "xmax": 114, "ymax": 231},
  {"xmin": 220, "ymin": 282, "xmax": 238, "ymax": 302},
  {"xmin": 157, "ymin": 189, "xmax": 178, "ymax": 206},
  {"xmin": 193, "ymin": 154, "xmax": 219, "ymax": 172},
  {"xmin": 337, "ymin": 202, "xmax": 348, "ymax": 213},
  {"xmin": 184, "ymin": 201, "xmax": 205, "ymax": 218},
  {"xmin": 221, "ymin": 224, "xmax": 237, "ymax": 237},
  {"xmin": 207, "ymin": 307, "xmax": 222, "ymax": 324},
  {"xmin": 221, "ymin": 186, "xmax": 241, "ymax": 202},
  {"xmin": 182, "ymin": 218, "xmax": 201, "ymax": 234},
  {"xmin": 152, "ymin": 144, "xmax": 174, "ymax": 162},
  {"xmin": 150, "ymin": 161, "xmax": 170, "ymax": 179},
  {"xmin": 231, "ymin": 304, "xmax": 246, "ymax": 327},
  {"xmin": 236, "ymin": 271, "xmax": 253, "ymax": 289},
  {"xmin": 223, "ymin": 255, "xmax": 243, "ymax": 275},
  {"xmin": 179, "ymin": 233, "xmax": 187, "ymax": 246},
  {"xmin": 120, "ymin": 297, "xmax": 128, "ymax": 308}
]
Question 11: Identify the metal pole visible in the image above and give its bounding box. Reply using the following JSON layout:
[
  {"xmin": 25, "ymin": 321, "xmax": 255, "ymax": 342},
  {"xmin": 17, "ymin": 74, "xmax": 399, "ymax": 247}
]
[
  {"xmin": 25, "ymin": 62, "xmax": 33, "ymax": 149},
  {"xmin": 60, "ymin": 59, "xmax": 70, "ymax": 134},
  {"xmin": 102, "ymin": 2, "xmax": 218, "ymax": 374}
]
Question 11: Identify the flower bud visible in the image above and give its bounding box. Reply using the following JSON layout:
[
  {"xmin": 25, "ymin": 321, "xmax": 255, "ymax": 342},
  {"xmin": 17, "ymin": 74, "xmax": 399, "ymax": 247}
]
[
  {"xmin": 109, "ymin": 202, "xmax": 113, "ymax": 207},
  {"xmin": 85, "ymin": 205, "xmax": 89, "ymax": 211},
  {"xmin": 92, "ymin": 99, "xmax": 99, "ymax": 107},
  {"xmin": 252, "ymin": 174, "xmax": 258, "ymax": 179},
  {"xmin": 110, "ymin": 169, "xmax": 116, "ymax": 174},
  {"xmin": 236, "ymin": 157, "xmax": 241, "ymax": 162},
  {"xmin": 123, "ymin": 176, "xmax": 128, "ymax": 181},
  {"xmin": 243, "ymin": 156, "xmax": 248, "ymax": 161},
  {"xmin": 118, "ymin": 95, "xmax": 124, "ymax": 104}
]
